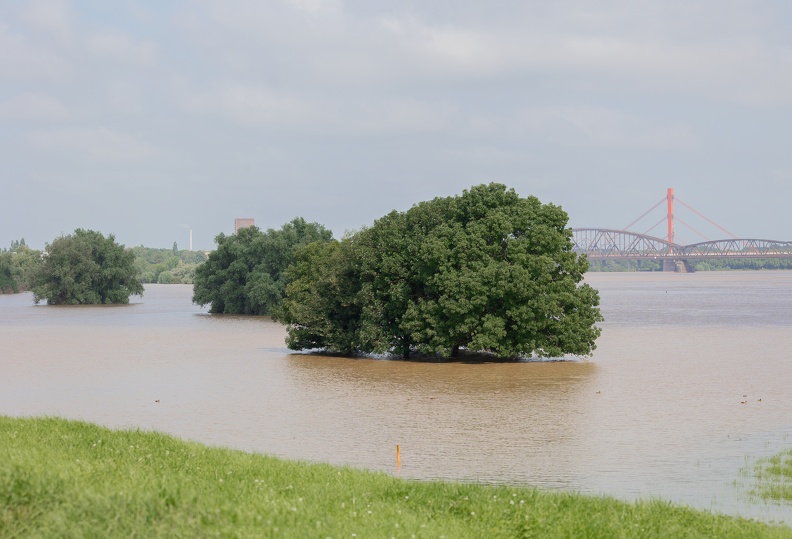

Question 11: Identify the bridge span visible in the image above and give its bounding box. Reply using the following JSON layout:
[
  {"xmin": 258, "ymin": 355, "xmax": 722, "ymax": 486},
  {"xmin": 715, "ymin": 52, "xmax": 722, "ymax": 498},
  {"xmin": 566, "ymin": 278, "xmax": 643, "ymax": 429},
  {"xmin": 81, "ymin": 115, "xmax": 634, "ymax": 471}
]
[
  {"xmin": 572, "ymin": 189, "xmax": 792, "ymax": 270},
  {"xmin": 572, "ymin": 228, "xmax": 792, "ymax": 267}
]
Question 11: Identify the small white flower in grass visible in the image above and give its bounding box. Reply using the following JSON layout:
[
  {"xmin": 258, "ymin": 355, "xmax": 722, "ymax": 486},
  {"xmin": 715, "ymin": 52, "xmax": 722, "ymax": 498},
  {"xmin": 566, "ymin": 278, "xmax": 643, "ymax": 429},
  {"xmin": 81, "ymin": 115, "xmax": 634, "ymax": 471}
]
[
  {"xmin": 520, "ymin": 500, "xmax": 525, "ymax": 504},
  {"xmin": 471, "ymin": 511, "xmax": 475, "ymax": 516},
  {"xmin": 510, "ymin": 500, "xmax": 514, "ymax": 505}
]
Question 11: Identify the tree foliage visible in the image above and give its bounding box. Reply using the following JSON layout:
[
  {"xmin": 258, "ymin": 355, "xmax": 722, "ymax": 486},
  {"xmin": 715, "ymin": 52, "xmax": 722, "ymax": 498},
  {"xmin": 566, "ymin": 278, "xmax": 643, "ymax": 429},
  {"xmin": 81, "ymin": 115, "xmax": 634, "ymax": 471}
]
[
  {"xmin": 0, "ymin": 242, "xmax": 41, "ymax": 294},
  {"xmin": 131, "ymin": 246, "xmax": 207, "ymax": 284},
  {"xmin": 192, "ymin": 217, "xmax": 333, "ymax": 315},
  {"xmin": 30, "ymin": 229, "xmax": 143, "ymax": 305},
  {"xmin": 277, "ymin": 183, "xmax": 603, "ymax": 359},
  {"xmin": 278, "ymin": 239, "xmax": 364, "ymax": 352}
]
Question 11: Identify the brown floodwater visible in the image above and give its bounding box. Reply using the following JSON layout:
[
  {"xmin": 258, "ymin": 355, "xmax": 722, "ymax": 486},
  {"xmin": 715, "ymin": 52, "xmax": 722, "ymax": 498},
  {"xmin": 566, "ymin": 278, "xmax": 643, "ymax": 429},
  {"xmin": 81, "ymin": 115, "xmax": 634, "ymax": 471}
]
[{"xmin": 1, "ymin": 272, "xmax": 791, "ymax": 523}]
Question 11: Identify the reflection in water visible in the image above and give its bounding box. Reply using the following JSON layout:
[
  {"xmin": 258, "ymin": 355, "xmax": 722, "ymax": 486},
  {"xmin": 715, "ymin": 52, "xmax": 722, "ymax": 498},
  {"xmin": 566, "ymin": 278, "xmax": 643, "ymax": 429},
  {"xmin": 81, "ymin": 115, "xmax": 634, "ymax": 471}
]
[
  {"xmin": 285, "ymin": 356, "xmax": 596, "ymax": 488},
  {"xmin": 1, "ymin": 277, "xmax": 792, "ymax": 523}
]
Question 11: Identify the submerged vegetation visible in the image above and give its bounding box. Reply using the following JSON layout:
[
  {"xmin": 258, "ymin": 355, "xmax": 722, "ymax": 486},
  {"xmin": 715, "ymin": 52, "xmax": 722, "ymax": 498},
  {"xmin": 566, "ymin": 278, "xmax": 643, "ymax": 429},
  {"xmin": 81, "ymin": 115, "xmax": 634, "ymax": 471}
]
[
  {"xmin": 0, "ymin": 241, "xmax": 39, "ymax": 294},
  {"xmin": 192, "ymin": 218, "xmax": 333, "ymax": 315},
  {"xmin": 750, "ymin": 448, "xmax": 792, "ymax": 502},
  {"xmin": 277, "ymin": 183, "xmax": 603, "ymax": 359},
  {"xmin": 30, "ymin": 229, "xmax": 143, "ymax": 305},
  {"xmin": 2, "ymin": 416, "xmax": 791, "ymax": 538}
]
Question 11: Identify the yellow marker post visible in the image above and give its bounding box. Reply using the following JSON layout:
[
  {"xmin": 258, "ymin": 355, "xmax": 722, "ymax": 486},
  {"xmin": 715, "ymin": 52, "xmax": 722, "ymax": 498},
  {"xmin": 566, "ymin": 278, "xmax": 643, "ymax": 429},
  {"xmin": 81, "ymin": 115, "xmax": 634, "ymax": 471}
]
[{"xmin": 396, "ymin": 444, "xmax": 401, "ymax": 468}]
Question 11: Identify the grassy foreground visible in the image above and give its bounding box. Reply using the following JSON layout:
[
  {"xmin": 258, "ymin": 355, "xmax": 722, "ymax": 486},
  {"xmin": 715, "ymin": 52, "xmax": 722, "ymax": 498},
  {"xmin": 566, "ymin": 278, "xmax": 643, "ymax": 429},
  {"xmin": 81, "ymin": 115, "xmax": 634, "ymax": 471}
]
[{"xmin": 2, "ymin": 417, "xmax": 790, "ymax": 538}]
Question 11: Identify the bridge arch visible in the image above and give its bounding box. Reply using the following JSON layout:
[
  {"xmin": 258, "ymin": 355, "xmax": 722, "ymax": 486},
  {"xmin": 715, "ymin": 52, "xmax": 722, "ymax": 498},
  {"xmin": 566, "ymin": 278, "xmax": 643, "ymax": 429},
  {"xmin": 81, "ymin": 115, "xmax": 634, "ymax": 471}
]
[{"xmin": 571, "ymin": 228, "xmax": 679, "ymax": 260}]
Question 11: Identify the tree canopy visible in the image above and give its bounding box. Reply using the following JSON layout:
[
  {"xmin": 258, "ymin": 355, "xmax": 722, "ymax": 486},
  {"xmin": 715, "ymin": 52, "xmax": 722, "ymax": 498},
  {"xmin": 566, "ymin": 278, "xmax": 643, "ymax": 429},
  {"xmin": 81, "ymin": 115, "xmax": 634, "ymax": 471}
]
[
  {"xmin": 277, "ymin": 183, "xmax": 602, "ymax": 359},
  {"xmin": 192, "ymin": 217, "xmax": 333, "ymax": 315},
  {"xmin": 31, "ymin": 229, "xmax": 144, "ymax": 305},
  {"xmin": 0, "ymin": 242, "xmax": 41, "ymax": 294}
]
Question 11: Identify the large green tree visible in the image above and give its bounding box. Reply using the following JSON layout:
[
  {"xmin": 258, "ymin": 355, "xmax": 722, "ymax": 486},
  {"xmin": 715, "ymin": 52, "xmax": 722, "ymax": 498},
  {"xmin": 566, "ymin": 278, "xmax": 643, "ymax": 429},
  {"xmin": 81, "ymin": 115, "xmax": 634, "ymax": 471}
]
[
  {"xmin": 31, "ymin": 229, "xmax": 143, "ymax": 305},
  {"xmin": 278, "ymin": 183, "xmax": 602, "ymax": 359},
  {"xmin": 192, "ymin": 217, "xmax": 333, "ymax": 315}
]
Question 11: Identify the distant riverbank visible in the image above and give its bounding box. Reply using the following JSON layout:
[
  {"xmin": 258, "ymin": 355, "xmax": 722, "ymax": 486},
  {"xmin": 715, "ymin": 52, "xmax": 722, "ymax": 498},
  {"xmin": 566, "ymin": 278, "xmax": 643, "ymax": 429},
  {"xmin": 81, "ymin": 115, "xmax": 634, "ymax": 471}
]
[{"xmin": 588, "ymin": 258, "xmax": 792, "ymax": 272}]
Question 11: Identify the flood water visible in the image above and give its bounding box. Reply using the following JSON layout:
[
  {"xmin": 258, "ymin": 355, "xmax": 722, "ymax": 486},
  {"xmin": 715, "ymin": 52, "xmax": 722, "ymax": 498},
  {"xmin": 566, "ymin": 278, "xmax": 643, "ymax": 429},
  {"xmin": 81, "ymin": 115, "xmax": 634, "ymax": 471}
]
[{"xmin": 1, "ymin": 272, "xmax": 791, "ymax": 523}]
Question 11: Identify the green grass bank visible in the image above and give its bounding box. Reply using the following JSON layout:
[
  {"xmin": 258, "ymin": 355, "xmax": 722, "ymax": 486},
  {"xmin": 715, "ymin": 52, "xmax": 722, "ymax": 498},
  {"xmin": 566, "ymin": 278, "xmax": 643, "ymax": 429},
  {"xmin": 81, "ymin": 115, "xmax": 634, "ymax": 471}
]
[{"xmin": 2, "ymin": 416, "xmax": 790, "ymax": 538}]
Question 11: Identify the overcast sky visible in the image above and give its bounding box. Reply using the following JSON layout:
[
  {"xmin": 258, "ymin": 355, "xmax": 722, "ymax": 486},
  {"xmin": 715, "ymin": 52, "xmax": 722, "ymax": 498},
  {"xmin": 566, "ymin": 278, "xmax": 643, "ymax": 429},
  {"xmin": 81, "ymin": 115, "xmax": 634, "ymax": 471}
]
[{"xmin": 2, "ymin": 0, "xmax": 791, "ymax": 250}]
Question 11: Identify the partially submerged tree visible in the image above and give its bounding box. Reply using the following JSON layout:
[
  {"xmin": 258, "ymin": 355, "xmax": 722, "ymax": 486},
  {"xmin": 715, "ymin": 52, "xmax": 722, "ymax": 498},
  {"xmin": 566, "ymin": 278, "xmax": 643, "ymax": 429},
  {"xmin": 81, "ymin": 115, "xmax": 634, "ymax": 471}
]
[
  {"xmin": 0, "ymin": 243, "xmax": 41, "ymax": 294},
  {"xmin": 31, "ymin": 229, "xmax": 143, "ymax": 305},
  {"xmin": 193, "ymin": 217, "xmax": 333, "ymax": 315},
  {"xmin": 277, "ymin": 183, "xmax": 602, "ymax": 359},
  {"xmin": 278, "ymin": 239, "xmax": 363, "ymax": 353}
]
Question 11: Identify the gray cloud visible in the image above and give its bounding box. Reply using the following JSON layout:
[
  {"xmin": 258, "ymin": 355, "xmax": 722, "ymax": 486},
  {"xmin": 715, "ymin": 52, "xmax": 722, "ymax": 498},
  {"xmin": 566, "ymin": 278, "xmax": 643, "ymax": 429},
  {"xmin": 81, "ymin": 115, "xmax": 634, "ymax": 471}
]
[{"xmin": 1, "ymin": 0, "xmax": 790, "ymax": 250}]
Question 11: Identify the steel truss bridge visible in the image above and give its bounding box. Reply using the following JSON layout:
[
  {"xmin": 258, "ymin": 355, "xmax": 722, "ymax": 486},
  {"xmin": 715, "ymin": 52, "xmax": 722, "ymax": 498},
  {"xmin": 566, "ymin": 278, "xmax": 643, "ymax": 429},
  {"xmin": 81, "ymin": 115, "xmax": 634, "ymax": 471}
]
[{"xmin": 572, "ymin": 228, "xmax": 792, "ymax": 262}]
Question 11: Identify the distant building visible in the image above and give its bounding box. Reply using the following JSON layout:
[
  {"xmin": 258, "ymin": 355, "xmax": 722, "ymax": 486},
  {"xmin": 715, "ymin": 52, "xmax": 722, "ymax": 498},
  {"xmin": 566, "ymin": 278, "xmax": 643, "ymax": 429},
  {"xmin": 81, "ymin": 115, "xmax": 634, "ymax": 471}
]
[{"xmin": 234, "ymin": 218, "xmax": 255, "ymax": 233}]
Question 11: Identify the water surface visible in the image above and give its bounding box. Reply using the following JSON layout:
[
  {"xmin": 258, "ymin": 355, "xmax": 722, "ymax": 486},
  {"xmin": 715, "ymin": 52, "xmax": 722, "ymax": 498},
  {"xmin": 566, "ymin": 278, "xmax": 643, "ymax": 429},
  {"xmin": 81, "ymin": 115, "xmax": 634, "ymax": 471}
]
[{"xmin": 1, "ymin": 272, "xmax": 791, "ymax": 523}]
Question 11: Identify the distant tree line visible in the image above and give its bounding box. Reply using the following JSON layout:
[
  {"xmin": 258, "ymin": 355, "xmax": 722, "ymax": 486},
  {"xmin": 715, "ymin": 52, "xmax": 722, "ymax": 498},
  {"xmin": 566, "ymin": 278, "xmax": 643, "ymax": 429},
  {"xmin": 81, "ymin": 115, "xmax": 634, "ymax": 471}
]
[
  {"xmin": 587, "ymin": 258, "xmax": 792, "ymax": 272},
  {"xmin": 132, "ymin": 246, "xmax": 207, "ymax": 284},
  {"xmin": 688, "ymin": 258, "xmax": 792, "ymax": 271},
  {"xmin": 0, "ymin": 234, "xmax": 209, "ymax": 299},
  {"xmin": 587, "ymin": 260, "xmax": 663, "ymax": 272}
]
